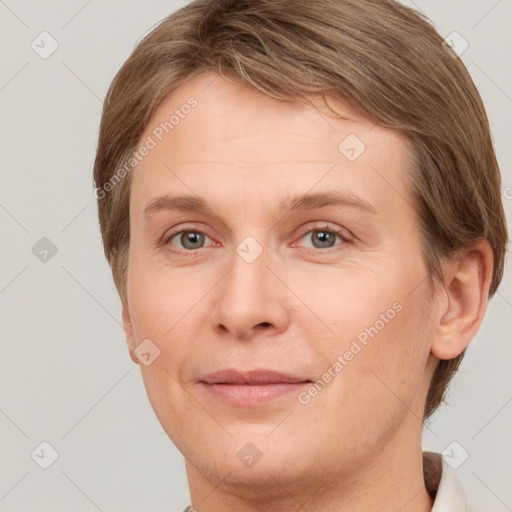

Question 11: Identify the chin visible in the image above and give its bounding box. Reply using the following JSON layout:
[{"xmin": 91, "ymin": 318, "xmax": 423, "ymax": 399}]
[{"xmin": 189, "ymin": 451, "xmax": 311, "ymax": 500}]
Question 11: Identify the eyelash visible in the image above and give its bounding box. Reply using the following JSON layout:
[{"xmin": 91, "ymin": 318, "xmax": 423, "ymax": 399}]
[{"xmin": 162, "ymin": 223, "xmax": 352, "ymax": 257}]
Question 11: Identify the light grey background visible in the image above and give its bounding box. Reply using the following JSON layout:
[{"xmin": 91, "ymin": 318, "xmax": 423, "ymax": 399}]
[{"xmin": 0, "ymin": 1, "xmax": 511, "ymax": 511}]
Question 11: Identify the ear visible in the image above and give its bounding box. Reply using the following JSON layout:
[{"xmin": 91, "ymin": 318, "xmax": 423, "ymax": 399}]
[
  {"xmin": 431, "ymin": 239, "xmax": 494, "ymax": 360},
  {"xmin": 122, "ymin": 301, "xmax": 141, "ymax": 366}
]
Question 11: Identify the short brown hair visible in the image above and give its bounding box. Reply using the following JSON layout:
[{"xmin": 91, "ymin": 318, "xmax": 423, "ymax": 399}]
[{"xmin": 93, "ymin": 0, "xmax": 508, "ymax": 420}]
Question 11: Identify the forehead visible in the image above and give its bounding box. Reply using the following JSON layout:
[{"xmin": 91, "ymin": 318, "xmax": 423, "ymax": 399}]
[{"xmin": 131, "ymin": 71, "xmax": 413, "ymax": 219}]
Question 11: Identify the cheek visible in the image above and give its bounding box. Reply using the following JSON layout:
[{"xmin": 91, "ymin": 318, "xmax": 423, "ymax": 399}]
[
  {"xmin": 334, "ymin": 293, "xmax": 432, "ymax": 419},
  {"xmin": 127, "ymin": 263, "xmax": 199, "ymax": 441},
  {"xmin": 304, "ymin": 266, "xmax": 432, "ymax": 410},
  {"xmin": 291, "ymin": 265, "xmax": 401, "ymax": 347},
  {"xmin": 127, "ymin": 255, "xmax": 194, "ymax": 340}
]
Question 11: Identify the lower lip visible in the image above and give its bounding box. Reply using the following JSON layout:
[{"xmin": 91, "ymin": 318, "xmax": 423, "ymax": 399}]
[{"xmin": 199, "ymin": 382, "xmax": 310, "ymax": 406}]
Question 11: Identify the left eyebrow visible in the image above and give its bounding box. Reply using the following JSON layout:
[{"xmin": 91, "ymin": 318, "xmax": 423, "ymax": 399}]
[
  {"xmin": 143, "ymin": 190, "xmax": 378, "ymax": 218},
  {"xmin": 280, "ymin": 191, "xmax": 378, "ymax": 215}
]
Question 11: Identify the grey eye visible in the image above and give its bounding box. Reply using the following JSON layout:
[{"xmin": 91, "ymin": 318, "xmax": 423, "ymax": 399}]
[
  {"xmin": 173, "ymin": 231, "xmax": 207, "ymax": 250},
  {"xmin": 308, "ymin": 230, "xmax": 338, "ymax": 249}
]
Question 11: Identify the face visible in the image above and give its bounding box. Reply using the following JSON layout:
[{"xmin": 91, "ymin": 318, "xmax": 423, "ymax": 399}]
[{"xmin": 123, "ymin": 71, "xmax": 437, "ymax": 497}]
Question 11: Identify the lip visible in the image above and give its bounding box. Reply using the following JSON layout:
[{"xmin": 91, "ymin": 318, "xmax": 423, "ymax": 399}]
[
  {"xmin": 200, "ymin": 369, "xmax": 310, "ymax": 385},
  {"xmin": 198, "ymin": 369, "xmax": 312, "ymax": 406}
]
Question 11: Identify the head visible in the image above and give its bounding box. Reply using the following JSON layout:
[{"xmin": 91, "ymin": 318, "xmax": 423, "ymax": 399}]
[{"xmin": 93, "ymin": 0, "xmax": 507, "ymax": 497}]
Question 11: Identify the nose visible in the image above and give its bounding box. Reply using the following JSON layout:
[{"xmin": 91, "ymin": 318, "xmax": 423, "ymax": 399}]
[{"xmin": 210, "ymin": 240, "xmax": 290, "ymax": 341}]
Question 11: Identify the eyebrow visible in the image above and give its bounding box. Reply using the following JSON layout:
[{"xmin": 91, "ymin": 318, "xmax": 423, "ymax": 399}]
[{"xmin": 144, "ymin": 191, "xmax": 378, "ymax": 217}]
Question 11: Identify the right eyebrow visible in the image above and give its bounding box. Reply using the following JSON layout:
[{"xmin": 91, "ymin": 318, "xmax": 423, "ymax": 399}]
[{"xmin": 144, "ymin": 195, "xmax": 210, "ymax": 217}]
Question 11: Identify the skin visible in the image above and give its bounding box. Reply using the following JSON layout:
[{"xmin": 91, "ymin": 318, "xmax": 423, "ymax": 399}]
[{"xmin": 121, "ymin": 71, "xmax": 493, "ymax": 511}]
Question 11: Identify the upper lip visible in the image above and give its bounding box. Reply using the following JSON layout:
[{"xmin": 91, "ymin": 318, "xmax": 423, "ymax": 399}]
[{"xmin": 199, "ymin": 369, "xmax": 311, "ymax": 385}]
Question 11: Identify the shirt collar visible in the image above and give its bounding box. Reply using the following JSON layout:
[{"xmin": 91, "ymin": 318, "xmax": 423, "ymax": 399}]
[{"xmin": 424, "ymin": 451, "xmax": 467, "ymax": 511}]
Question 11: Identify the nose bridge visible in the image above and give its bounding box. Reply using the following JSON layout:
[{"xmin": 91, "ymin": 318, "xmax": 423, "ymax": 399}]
[
  {"xmin": 227, "ymin": 233, "xmax": 272, "ymax": 306},
  {"xmin": 211, "ymin": 231, "xmax": 287, "ymax": 338}
]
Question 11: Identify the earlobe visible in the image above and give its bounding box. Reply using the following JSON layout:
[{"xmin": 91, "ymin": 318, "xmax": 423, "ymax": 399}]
[
  {"xmin": 431, "ymin": 239, "xmax": 494, "ymax": 360},
  {"xmin": 122, "ymin": 301, "xmax": 140, "ymax": 365}
]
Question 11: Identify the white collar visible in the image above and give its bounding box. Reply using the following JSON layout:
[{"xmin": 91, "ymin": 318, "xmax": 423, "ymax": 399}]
[{"xmin": 426, "ymin": 451, "xmax": 468, "ymax": 511}]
